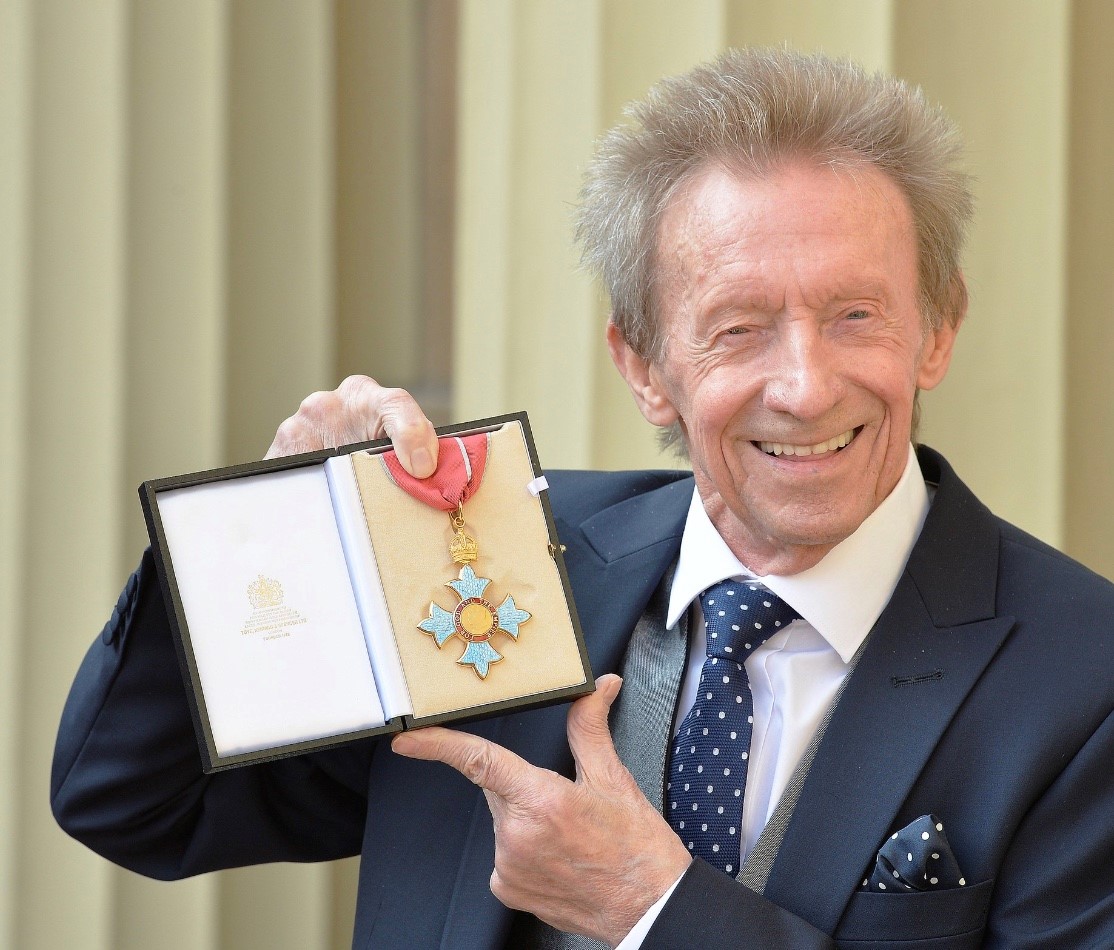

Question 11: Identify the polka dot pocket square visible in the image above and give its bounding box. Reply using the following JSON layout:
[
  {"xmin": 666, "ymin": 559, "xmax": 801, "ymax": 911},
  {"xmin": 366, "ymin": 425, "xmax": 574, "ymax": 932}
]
[{"xmin": 862, "ymin": 814, "xmax": 966, "ymax": 892}]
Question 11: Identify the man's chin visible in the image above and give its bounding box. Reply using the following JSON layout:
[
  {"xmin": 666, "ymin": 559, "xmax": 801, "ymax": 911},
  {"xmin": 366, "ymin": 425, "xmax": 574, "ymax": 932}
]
[
  {"xmin": 740, "ymin": 506, "xmax": 871, "ymax": 561},
  {"xmin": 765, "ymin": 522, "xmax": 859, "ymax": 550}
]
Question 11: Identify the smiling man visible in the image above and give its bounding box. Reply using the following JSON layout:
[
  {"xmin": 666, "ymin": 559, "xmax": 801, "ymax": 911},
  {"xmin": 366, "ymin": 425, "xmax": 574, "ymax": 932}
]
[
  {"xmin": 610, "ymin": 160, "xmax": 956, "ymax": 575},
  {"xmin": 53, "ymin": 49, "xmax": 1114, "ymax": 949}
]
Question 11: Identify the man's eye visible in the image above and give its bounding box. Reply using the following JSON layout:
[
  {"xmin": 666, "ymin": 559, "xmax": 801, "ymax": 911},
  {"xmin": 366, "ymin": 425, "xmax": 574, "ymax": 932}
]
[
  {"xmin": 725, "ymin": 326, "xmax": 748, "ymax": 335},
  {"xmin": 846, "ymin": 309, "xmax": 870, "ymax": 321}
]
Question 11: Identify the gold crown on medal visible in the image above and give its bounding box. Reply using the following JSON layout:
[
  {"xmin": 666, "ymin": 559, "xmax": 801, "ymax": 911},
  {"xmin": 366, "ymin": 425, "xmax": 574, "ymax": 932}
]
[
  {"xmin": 247, "ymin": 574, "xmax": 284, "ymax": 609},
  {"xmin": 449, "ymin": 530, "xmax": 479, "ymax": 564}
]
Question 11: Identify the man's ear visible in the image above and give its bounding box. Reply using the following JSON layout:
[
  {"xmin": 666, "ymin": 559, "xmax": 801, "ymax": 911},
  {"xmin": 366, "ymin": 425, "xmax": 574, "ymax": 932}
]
[
  {"xmin": 916, "ymin": 275, "xmax": 966, "ymax": 391},
  {"xmin": 606, "ymin": 321, "xmax": 680, "ymax": 426}
]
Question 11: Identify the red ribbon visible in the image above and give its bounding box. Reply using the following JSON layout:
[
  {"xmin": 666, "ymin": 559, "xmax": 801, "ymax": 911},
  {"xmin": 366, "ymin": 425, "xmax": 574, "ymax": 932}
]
[{"xmin": 381, "ymin": 433, "xmax": 489, "ymax": 512}]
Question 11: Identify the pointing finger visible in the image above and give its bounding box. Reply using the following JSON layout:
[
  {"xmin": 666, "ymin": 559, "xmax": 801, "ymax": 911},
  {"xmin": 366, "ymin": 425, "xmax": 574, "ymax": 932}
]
[{"xmin": 392, "ymin": 727, "xmax": 536, "ymax": 802}]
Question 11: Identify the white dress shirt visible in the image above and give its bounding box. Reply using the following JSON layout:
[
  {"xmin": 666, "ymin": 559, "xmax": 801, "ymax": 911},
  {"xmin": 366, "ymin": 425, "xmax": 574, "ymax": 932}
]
[{"xmin": 617, "ymin": 444, "xmax": 930, "ymax": 949}]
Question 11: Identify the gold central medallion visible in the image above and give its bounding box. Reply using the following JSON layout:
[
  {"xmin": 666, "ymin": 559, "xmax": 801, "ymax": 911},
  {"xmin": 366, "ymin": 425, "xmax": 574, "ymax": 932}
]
[{"xmin": 457, "ymin": 599, "xmax": 498, "ymax": 640}]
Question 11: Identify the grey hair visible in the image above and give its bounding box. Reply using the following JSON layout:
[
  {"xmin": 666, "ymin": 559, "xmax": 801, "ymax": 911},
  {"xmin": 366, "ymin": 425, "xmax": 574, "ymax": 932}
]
[{"xmin": 578, "ymin": 46, "xmax": 973, "ymax": 373}]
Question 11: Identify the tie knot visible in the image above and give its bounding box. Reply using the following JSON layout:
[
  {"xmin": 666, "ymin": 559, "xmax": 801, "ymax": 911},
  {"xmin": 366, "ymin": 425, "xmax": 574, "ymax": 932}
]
[{"xmin": 698, "ymin": 580, "xmax": 799, "ymax": 660}]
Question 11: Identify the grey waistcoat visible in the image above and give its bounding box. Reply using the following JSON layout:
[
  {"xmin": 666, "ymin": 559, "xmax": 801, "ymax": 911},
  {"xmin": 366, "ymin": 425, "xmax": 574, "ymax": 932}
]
[{"xmin": 507, "ymin": 569, "xmax": 858, "ymax": 948}]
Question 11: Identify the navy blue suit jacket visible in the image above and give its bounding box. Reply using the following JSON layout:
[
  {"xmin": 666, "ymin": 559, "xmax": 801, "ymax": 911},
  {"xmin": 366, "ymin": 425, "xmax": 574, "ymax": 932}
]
[{"xmin": 52, "ymin": 447, "xmax": 1114, "ymax": 948}]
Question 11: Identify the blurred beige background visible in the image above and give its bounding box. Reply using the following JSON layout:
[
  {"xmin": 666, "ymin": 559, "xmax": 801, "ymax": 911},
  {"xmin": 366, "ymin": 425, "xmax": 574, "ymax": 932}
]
[{"xmin": 1, "ymin": 1, "xmax": 1111, "ymax": 948}]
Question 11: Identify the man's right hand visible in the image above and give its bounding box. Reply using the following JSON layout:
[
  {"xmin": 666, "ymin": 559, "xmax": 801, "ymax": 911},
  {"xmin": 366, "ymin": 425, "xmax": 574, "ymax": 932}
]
[{"xmin": 264, "ymin": 374, "xmax": 438, "ymax": 478}]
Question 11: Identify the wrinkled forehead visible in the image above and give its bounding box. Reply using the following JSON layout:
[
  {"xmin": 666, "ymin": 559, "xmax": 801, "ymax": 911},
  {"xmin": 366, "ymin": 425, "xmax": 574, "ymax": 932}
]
[
  {"xmin": 657, "ymin": 153, "xmax": 914, "ymax": 243},
  {"xmin": 649, "ymin": 158, "xmax": 919, "ymax": 310}
]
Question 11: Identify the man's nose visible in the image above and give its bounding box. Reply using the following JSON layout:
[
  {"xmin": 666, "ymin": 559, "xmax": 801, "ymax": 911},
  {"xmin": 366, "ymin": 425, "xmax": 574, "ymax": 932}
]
[{"xmin": 761, "ymin": 329, "xmax": 844, "ymax": 420}]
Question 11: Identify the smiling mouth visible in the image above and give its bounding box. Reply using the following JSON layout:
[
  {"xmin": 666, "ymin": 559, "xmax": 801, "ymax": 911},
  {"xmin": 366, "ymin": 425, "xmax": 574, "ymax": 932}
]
[{"xmin": 756, "ymin": 427, "xmax": 860, "ymax": 457}]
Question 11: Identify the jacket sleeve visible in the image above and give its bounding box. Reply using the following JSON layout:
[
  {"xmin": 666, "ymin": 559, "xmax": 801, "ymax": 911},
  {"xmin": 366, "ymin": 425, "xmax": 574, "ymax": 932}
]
[
  {"xmin": 982, "ymin": 706, "xmax": 1114, "ymax": 948},
  {"xmin": 643, "ymin": 860, "xmax": 837, "ymax": 949},
  {"xmin": 50, "ymin": 549, "xmax": 376, "ymax": 880}
]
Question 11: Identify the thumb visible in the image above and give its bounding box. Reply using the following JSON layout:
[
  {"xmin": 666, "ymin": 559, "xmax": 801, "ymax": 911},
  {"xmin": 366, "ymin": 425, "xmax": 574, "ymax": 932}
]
[{"xmin": 567, "ymin": 674, "xmax": 626, "ymax": 787}]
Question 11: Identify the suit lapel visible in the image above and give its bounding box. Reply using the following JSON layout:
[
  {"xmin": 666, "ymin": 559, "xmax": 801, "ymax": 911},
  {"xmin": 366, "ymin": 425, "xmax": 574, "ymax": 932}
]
[
  {"xmin": 564, "ymin": 476, "xmax": 691, "ymax": 677},
  {"xmin": 763, "ymin": 448, "xmax": 1017, "ymax": 934},
  {"xmin": 439, "ymin": 473, "xmax": 691, "ymax": 949},
  {"xmin": 490, "ymin": 473, "xmax": 691, "ymax": 774},
  {"xmin": 762, "ymin": 579, "xmax": 1014, "ymax": 932}
]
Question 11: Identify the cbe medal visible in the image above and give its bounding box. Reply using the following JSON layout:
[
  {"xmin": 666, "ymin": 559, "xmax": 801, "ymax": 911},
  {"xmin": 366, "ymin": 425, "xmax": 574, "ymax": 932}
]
[{"xmin": 382, "ymin": 434, "xmax": 530, "ymax": 679}]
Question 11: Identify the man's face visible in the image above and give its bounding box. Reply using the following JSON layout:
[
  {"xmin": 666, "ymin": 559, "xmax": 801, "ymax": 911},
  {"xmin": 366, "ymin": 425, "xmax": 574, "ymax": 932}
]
[{"xmin": 610, "ymin": 161, "xmax": 959, "ymax": 574}]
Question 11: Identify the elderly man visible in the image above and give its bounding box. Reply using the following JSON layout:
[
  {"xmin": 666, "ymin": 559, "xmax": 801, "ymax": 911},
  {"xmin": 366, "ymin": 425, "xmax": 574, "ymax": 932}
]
[{"xmin": 53, "ymin": 49, "xmax": 1114, "ymax": 948}]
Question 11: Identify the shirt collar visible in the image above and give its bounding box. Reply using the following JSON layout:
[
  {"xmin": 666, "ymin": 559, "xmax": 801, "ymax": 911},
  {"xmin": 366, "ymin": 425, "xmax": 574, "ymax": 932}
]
[{"xmin": 666, "ymin": 444, "xmax": 930, "ymax": 663}]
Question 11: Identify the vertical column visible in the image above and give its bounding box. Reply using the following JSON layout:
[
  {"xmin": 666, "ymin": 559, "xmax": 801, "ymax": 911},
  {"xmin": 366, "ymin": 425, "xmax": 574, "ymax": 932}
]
[
  {"xmin": 122, "ymin": 0, "xmax": 227, "ymax": 557},
  {"xmin": 113, "ymin": 2, "xmax": 226, "ymax": 948},
  {"xmin": 454, "ymin": 0, "xmax": 601, "ymax": 468},
  {"xmin": 334, "ymin": 0, "xmax": 423, "ymax": 390},
  {"xmin": 416, "ymin": 0, "xmax": 459, "ymax": 422},
  {"xmin": 453, "ymin": 0, "xmax": 513, "ymax": 420},
  {"xmin": 592, "ymin": 0, "xmax": 726, "ymax": 471},
  {"xmin": 334, "ymin": 0, "xmax": 455, "ymax": 425},
  {"xmin": 0, "ymin": 0, "xmax": 29, "ymax": 945},
  {"xmin": 330, "ymin": 858, "xmax": 361, "ymax": 950},
  {"xmin": 18, "ymin": 1, "xmax": 128, "ymax": 948},
  {"xmin": 219, "ymin": 864, "xmax": 331, "ymax": 950},
  {"xmin": 225, "ymin": 0, "xmax": 335, "ymax": 461},
  {"xmin": 894, "ymin": 0, "xmax": 1070, "ymax": 546},
  {"xmin": 1064, "ymin": 0, "xmax": 1114, "ymax": 577},
  {"xmin": 220, "ymin": 3, "xmax": 335, "ymax": 948}
]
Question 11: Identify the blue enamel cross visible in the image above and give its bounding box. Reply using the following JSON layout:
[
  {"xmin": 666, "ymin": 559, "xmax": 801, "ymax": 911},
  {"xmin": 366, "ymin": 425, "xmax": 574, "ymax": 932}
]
[{"xmin": 418, "ymin": 566, "xmax": 531, "ymax": 678}]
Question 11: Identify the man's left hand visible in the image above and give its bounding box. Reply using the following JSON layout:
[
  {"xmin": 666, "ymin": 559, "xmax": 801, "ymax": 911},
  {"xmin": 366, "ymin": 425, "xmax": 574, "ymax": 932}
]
[{"xmin": 390, "ymin": 674, "xmax": 692, "ymax": 947}]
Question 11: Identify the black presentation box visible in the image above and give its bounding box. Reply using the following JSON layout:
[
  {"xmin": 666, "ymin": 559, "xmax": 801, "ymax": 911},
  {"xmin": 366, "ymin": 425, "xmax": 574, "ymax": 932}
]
[{"xmin": 140, "ymin": 413, "xmax": 592, "ymax": 772}]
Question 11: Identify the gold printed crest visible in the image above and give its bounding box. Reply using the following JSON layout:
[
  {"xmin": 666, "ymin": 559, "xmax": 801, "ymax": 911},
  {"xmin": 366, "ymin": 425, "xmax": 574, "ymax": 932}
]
[
  {"xmin": 247, "ymin": 574, "xmax": 284, "ymax": 609},
  {"xmin": 242, "ymin": 574, "xmax": 307, "ymax": 640}
]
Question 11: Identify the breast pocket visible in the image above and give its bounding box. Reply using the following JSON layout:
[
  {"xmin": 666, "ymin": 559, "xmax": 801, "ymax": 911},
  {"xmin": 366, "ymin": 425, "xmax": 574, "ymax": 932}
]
[{"xmin": 834, "ymin": 878, "xmax": 994, "ymax": 948}]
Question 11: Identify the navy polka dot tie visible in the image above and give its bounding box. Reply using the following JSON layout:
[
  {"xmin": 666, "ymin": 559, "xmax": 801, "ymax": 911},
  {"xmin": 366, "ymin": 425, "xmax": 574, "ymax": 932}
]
[{"xmin": 667, "ymin": 580, "xmax": 800, "ymax": 875}]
